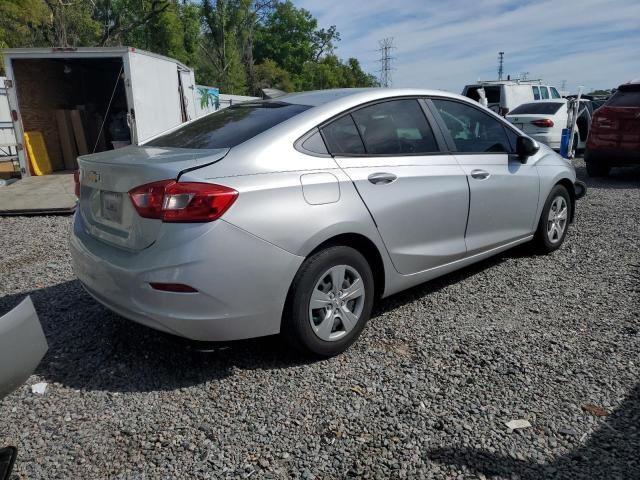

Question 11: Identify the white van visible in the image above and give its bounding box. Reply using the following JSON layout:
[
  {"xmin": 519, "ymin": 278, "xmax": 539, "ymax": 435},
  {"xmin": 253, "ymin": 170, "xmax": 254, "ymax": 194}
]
[{"xmin": 462, "ymin": 80, "xmax": 562, "ymax": 116}]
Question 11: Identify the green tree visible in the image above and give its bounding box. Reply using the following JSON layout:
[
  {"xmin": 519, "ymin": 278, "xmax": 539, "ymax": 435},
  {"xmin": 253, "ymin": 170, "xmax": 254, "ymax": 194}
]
[
  {"xmin": 254, "ymin": 58, "xmax": 293, "ymax": 91},
  {"xmin": 0, "ymin": 0, "xmax": 378, "ymax": 93},
  {"xmin": 295, "ymin": 55, "xmax": 378, "ymax": 90},
  {"xmin": 254, "ymin": 1, "xmax": 338, "ymax": 75},
  {"xmin": 0, "ymin": 0, "xmax": 50, "ymax": 50}
]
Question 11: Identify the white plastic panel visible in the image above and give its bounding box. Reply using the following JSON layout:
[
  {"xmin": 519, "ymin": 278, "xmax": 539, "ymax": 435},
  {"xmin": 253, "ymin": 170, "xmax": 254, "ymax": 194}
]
[{"xmin": 128, "ymin": 52, "xmax": 184, "ymax": 143}]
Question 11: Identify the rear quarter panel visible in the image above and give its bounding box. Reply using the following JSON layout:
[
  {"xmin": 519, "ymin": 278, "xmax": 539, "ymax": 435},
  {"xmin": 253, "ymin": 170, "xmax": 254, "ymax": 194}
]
[{"xmin": 179, "ymin": 146, "xmax": 399, "ymax": 295}]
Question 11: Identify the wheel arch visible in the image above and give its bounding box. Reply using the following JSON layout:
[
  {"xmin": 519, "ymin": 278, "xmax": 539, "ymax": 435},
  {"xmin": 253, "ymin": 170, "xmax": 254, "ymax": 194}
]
[
  {"xmin": 306, "ymin": 233, "xmax": 386, "ymax": 300},
  {"xmin": 555, "ymin": 178, "xmax": 576, "ymax": 223}
]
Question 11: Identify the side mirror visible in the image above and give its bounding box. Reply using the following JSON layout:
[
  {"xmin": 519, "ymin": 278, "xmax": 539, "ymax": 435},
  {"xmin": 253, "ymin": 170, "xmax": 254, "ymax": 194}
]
[{"xmin": 516, "ymin": 136, "xmax": 539, "ymax": 162}]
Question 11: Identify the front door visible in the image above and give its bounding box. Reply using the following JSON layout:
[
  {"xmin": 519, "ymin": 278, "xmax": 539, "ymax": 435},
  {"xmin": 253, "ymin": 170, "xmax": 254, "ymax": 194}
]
[
  {"xmin": 429, "ymin": 98, "xmax": 540, "ymax": 254},
  {"xmin": 322, "ymin": 99, "xmax": 469, "ymax": 275}
]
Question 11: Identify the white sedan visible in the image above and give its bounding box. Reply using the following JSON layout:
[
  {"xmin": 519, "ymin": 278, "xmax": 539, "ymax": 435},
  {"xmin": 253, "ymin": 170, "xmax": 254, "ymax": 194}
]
[{"xmin": 506, "ymin": 99, "xmax": 592, "ymax": 153}]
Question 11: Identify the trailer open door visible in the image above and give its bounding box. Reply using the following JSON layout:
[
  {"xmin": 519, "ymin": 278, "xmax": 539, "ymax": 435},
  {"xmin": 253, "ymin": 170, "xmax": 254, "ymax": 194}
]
[{"xmin": 127, "ymin": 51, "xmax": 185, "ymax": 143}]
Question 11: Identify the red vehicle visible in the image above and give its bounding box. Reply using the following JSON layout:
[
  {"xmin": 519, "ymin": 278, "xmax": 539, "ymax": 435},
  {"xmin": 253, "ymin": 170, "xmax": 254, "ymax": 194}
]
[{"xmin": 585, "ymin": 81, "xmax": 640, "ymax": 177}]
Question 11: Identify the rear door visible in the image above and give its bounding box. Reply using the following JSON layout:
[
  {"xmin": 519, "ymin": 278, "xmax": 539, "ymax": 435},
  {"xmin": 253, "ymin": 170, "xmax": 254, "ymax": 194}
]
[
  {"xmin": 428, "ymin": 98, "xmax": 539, "ymax": 254},
  {"xmin": 323, "ymin": 98, "xmax": 469, "ymax": 275},
  {"xmin": 128, "ymin": 52, "xmax": 184, "ymax": 143}
]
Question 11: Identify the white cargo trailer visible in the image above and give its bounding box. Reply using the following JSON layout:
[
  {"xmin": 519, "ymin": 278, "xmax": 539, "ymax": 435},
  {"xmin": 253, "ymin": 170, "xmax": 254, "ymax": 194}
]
[{"xmin": 2, "ymin": 47, "xmax": 198, "ymax": 177}]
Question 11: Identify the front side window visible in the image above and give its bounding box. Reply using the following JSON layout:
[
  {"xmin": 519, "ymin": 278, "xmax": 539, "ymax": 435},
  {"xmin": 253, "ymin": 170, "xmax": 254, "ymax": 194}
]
[
  {"xmin": 540, "ymin": 87, "xmax": 550, "ymax": 99},
  {"xmin": 350, "ymin": 99, "xmax": 439, "ymax": 154},
  {"xmin": 532, "ymin": 86, "xmax": 541, "ymax": 100},
  {"xmin": 431, "ymin": 99, "xmax": 512, "ymax": 153},
  {"xmin": 550, "ymin": 87, "xmax": 561, "ymax": 99},
  {"xmin": 147, "ymin": 101, "xmax": 311, "ymax": 149}
]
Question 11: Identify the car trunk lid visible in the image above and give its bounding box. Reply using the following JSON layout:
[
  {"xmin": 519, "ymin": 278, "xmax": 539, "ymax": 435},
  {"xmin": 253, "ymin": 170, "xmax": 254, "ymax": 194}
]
[
  {"xmin": 77, "ymin": 146, "xmax": 228, "ymax": 250},
  {"xmin": 507, "ymin": 114, "xmax": 560, "ymax": 135}
]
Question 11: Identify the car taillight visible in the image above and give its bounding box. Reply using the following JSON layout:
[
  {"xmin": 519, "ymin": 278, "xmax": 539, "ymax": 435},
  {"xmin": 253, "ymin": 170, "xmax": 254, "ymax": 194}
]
[
  {"xmin": 73, "ymin": 170, "xmax": 80, "ymax": 197},
  {"xmin": 129, "ymin": 180, "xmax": 238, "ymax": 223},
  {"xmin": 531, "ymin": 119, "xmax": 554, "ymax": 128}
]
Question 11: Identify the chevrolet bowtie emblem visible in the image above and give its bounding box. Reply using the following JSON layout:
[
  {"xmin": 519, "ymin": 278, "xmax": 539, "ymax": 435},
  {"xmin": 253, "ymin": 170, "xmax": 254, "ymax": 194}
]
[{"xmin": 87, "ymin": 171, "xmax": 101, "ymax": 183}]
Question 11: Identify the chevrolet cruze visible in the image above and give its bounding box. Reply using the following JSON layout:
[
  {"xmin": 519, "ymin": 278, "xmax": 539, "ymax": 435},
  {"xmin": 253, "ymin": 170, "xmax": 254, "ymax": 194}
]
[{"xmin": 70, "ymin": 88, "xmax": 584, "ymax": 357}]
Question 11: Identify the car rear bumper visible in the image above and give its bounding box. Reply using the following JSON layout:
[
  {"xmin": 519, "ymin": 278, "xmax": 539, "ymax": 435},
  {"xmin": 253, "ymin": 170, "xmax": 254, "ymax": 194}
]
[
  {"xmin": 529, "ymin": 133, "xmax": 561, "ymax": 150},
  {"xmin": 585, "ymin": 148, "xmax": 640, "ymax": 165},
  {"xmin": 70, "ymin": 213, "xmax": 304, "ymax": 341}
]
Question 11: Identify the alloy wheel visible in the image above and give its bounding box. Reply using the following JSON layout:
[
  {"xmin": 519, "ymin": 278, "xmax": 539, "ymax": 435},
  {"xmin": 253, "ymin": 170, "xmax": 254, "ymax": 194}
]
[{"xmin": 547, "ymin": 196, "xmax": 568, "ymax": 244}]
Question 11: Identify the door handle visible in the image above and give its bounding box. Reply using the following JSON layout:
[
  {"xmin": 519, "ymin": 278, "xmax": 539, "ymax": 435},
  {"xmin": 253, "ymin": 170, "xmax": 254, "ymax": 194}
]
[
  {"xmin": 368, "ymin": 172, "xmax": 397, "ymax": 185},
  {"xmin": 470, "ymin": 169, "xmax": 490, "ymax": 180}
]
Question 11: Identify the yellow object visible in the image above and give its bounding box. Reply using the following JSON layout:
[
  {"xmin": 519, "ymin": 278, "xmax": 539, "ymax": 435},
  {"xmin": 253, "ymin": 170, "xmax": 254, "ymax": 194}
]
[{"xmin": 24, "ymin": 131, "xmax": 53, "ymax": 176}]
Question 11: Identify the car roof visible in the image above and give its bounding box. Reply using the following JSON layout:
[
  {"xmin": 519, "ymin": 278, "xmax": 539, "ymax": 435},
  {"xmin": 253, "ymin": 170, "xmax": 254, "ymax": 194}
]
[{"xmin": 279, "ymin": 88, "xmax": 466, "ymax": 107}]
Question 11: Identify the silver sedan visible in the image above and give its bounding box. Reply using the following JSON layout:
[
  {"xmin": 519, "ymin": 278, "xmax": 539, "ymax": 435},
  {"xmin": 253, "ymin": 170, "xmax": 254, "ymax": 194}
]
[{"xmin": 70, "ymin": 88, "xmax": 584, "ymax": 357}]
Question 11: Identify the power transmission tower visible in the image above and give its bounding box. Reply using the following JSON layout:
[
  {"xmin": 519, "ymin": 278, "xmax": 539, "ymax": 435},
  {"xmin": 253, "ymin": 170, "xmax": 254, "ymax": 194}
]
[
  {"xmin": 520, "ymin": 71, "xmax": 530, "ymax": 81},
  {"xmin": 378, "ymin": 38, "xmax": 396, "ymax": 88},
  {"xmin": 561, "ymin": 80, "xmax": 567, "ymax": 91},
  {"xmin": 498, "ymin": 51, "xmax": 505, "ymax": 80}
]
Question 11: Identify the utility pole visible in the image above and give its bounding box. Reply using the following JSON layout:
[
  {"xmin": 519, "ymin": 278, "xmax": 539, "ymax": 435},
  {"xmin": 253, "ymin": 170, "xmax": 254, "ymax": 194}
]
[
  {"xmin": 378, "ymin": 38, "xmax": 395, "ymax": 88},
  {"xmin": 498, "ymin": 52, "xmax": 504, "ymax": 80}
]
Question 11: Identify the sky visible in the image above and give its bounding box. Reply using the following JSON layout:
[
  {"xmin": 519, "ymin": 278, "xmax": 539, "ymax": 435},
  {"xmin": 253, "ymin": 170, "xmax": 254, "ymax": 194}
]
[{"xmin": 296, "ymin": 0, "xmax": 640, "ymax": 94}]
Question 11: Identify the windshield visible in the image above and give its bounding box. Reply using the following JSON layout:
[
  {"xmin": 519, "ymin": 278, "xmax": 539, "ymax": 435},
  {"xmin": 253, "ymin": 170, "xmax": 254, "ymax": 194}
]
[
  {"xmin": 509, "ymin": 102, "xmax": 564, "ymax": 115},
  {"xmin": 147, "ymin": 101, "xmax": 312, "ymax": 149}
]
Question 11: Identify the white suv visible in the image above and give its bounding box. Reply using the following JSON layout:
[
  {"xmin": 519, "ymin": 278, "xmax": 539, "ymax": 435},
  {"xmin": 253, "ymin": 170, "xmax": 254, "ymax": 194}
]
[{"xmin": 462, "ymin": 80, "xmax": 562, "ymax": 116}]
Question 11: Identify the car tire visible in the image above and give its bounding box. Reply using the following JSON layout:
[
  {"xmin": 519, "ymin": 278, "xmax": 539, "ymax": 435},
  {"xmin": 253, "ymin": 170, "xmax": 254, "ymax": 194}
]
[
  {"xmin": 282, "ymin": 246, "xmax": 375, "ymax": 357},
  {"xmin": 585, "ymin": 150, "xmax": 610, "ymax": 177},
  {"xmin": 534, "ymin": 184, "xmax": 572, "ymax": 254}
]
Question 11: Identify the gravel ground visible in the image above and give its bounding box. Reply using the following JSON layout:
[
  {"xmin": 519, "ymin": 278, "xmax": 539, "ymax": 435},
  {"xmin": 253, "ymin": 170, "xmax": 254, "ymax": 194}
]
[{"xmin": 1, "ymin": 158, "xmax": 639, "ymax": 479}]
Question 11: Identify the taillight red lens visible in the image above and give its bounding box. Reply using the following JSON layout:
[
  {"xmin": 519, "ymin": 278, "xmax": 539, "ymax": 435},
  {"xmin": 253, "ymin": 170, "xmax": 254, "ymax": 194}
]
[
  {"xmin": 73, "ymin": 170, "xmax": 80, "ymax": 197},
  {"xmin": 128, "ymin": 180, "xmax": 238, "ymax": 223},
  {"xmin": 531, "ymin": 119, "xmax": 554, "ymax": 128}
]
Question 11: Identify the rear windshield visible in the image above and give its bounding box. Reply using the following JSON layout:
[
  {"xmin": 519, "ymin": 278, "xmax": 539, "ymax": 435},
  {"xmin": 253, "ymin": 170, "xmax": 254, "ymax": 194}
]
[
  {"xmin": 509, "ymin": 102, "xmax": 563, "ymax": 115},
  {"xmin": 606, "ymin": 89, "xmax": 640, "ymax": 107},
  {"xmin": 147, "ymin": 101, "xmax": 311, "ymax": 149},
  {"xmin": 464, "ymin": 86, "xmax": 501, "ymax": 104}
]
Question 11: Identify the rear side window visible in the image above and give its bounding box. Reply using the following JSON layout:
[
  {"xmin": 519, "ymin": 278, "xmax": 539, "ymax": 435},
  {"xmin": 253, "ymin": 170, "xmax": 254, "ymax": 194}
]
[
  {"xmin": 321, "ymin": 115, "xmax": 365, "ymax": 155},
  {"xmin": 550, "ymin": 87, "xmax": 561, "ymax": 98},
  {"xmin": 350, "ymin": 100, "xmax": 439, "ymax": 154},
  {"xmin": 147, "ymin": 101, "xmax": 311, "ymax": 149},
  {"xmin": 509, "ymin": 102, "xmax": 564, "ymax": 115},
  {"xmin": 532, "ymin": 86, "xmax": 541, "ymax": 100},
  {"xmin": 606, "ymin": 89, "xmax": 640, "ymax": 107},
  {"xmin": 432, "ymin": 99, "xmax": 511, "ymax": 153},
  {"xmin": 540, "ymin": 87, "xmax": 550, "ymax": 99}
]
